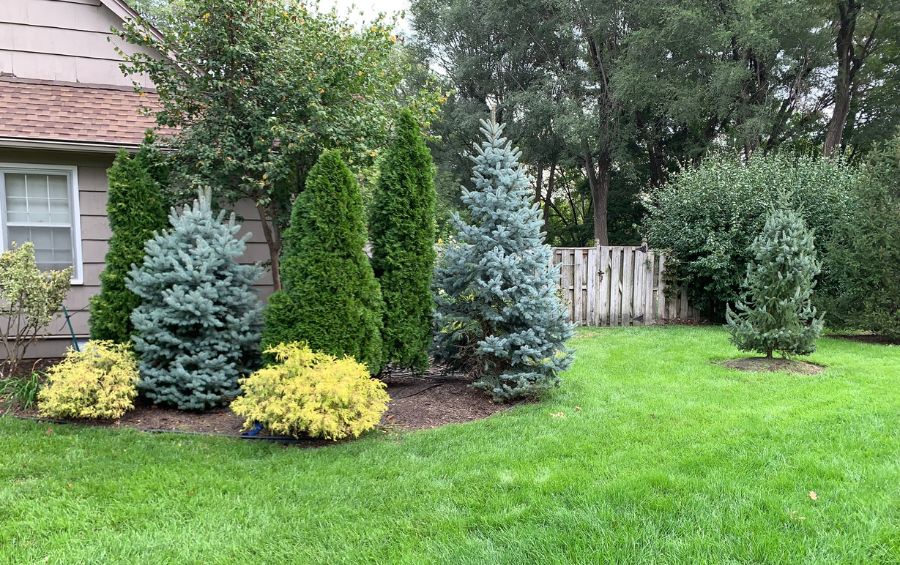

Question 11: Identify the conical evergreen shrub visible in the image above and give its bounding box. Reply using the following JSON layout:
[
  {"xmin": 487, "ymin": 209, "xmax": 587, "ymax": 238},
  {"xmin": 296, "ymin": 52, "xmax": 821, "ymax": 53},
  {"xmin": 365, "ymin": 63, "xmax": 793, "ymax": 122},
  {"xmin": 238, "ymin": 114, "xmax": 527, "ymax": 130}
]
[
  {"xmin": 262, "ymin": 150, "xmax": 384, "ymax": 373},
  {"xmin": 370, "ymin": 110, "xmax": 437, "ymax": 370},
  {"xmin": 726, "ymin": 208, "xmax": 824, "ymax": 358},
  {"xmin": 127, "ymin": 189, "xmax": 262, "ymax": 410},
  {"xmin": 90, "ymin": 144, "xmax": 169, "ymax": 342},
  {"xmin": 433, "ymin": 120, "xmax": 573, "ymax": 401}
]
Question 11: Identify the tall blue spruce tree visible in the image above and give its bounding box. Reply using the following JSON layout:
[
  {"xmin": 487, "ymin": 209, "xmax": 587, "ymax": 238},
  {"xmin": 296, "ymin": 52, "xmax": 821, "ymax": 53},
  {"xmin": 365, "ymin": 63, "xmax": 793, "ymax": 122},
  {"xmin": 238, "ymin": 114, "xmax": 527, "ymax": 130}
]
[
  {"xmin": 127, "ymin": 189, "xmax": 262, "ymax": 410},
  {"xmin": 433, "ymin": 120, "xmax": 573, "ymax": 401}
]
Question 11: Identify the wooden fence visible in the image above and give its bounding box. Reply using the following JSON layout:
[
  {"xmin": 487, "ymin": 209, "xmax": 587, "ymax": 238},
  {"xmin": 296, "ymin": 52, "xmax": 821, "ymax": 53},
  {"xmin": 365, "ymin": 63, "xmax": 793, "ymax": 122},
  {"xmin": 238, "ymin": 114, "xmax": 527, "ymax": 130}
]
[{"xmin": 552, "ymin": 245, "xmax": 700, "ymax": 326}]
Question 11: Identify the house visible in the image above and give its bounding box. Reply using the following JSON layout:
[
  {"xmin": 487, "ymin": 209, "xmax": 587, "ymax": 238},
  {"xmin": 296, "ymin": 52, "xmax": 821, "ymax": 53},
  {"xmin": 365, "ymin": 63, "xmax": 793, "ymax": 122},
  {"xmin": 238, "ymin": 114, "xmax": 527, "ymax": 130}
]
[{"xmin": 0, "ymin": 0, "xmax": 273, "ymax": 358}]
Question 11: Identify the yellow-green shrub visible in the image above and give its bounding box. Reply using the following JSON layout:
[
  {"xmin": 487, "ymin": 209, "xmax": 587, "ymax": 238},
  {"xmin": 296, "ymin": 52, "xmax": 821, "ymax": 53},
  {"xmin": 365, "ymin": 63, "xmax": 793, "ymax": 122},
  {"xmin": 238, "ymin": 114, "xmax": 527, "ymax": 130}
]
[
  {"xmin": 231, "ymin": 343, "xmax": 389, "ymax": 440},
  {"xmin": 38, "ymin": 341, "xmax": 139, "ymax": 420}
]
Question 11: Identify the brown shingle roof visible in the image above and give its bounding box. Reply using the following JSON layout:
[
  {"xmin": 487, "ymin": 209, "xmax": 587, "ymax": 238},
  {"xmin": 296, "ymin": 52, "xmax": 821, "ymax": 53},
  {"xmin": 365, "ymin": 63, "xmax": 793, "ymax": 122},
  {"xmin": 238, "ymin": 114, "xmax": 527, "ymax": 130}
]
[{"xmin": 0, "ymin": 77, "xmax": 172, "ymax": 148}]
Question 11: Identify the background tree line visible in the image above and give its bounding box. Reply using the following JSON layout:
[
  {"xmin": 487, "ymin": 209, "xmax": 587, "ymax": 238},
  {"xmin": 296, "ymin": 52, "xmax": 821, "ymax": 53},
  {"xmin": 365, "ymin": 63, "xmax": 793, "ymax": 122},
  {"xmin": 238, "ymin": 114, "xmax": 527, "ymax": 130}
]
[{"xmin": 410, "ymin": 0, "xmax": 898, "ymax": 245}]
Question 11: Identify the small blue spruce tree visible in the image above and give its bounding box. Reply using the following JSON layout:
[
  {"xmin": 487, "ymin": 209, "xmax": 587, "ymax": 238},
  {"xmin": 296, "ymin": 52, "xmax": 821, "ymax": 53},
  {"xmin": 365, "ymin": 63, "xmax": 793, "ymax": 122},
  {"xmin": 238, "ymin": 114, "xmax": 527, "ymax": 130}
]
[
  {"xmin": 433, "ymin": 119, "xmax": 573, "ymax": 401},
  {"xmin": 127, "ymin": 189, "xmax": 262, "ymax": 410},
  {"xmin": 726, "ymin": 208, "xmax": 824, "ymax": 358}
]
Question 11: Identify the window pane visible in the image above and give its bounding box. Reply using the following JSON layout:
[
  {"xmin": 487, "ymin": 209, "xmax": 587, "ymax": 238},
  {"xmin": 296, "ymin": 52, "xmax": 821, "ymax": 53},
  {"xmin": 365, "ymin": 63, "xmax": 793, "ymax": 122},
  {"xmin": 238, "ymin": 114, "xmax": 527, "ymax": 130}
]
[
  {"xmin": 7, "ymin": 226, "xmax": 74, "ymax": 270},
  {"xmin": 4, "ymin": 172, "xmax": 72, "ymax": 225},
  {"xmin": 48, "ymin": 175, "xmax": 68, "ymax": 199},
  {"xmin": 5, "ymin": 173, "xmax": 26, "ymax": 197}
]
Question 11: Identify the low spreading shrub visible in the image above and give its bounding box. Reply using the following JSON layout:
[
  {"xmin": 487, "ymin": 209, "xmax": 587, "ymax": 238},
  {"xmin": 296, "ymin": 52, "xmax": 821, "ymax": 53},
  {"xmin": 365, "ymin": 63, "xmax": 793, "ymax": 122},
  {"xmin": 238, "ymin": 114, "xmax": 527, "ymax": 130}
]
[
  {"xmin": 231, "ymin": 343, "xmax": 389, "ymax": 440},
  {"xmin": 37, "ymin": 341, "xmax": 139, "ymax": 420}
]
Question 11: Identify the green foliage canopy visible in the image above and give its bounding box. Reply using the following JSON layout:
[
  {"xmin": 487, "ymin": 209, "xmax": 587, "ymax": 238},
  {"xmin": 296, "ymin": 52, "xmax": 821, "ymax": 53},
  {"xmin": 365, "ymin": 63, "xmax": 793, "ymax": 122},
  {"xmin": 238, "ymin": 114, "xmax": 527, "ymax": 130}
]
[
  {"xmin": 118, "ymin": 0, "xmax": 442, "ymax": 289},
  {"xmin": 643, "ymin": 154, "xmax": 857, "ymax": 320}
]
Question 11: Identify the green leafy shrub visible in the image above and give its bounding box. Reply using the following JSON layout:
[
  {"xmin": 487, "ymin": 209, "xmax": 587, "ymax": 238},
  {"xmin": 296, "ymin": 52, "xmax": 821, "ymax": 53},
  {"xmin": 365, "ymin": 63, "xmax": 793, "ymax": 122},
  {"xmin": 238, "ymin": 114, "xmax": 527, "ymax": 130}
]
[
  {"xmin": 0, "ymin": 243, "xmax": 71, "ymax": 378},
  {"xmin": 90, "ymin": 143, "xmax": 169, "ymax": 342},
  {"xmin": 231, "ymin": 343, "xmax": 389, "ymax": 440},
  {"xmin": 433, "ymin": 120, "xmax": 573, "ymax": 401},
  {"xmin": 826, "ymin": 136, "xmax": 900, "ymax": 340},
  {"xmin": 262, "ymin": 150, "xmax": 384, "ymax": 373},
  {"xmin": 370, "ymin": 110, "xmax": 437, "ymax": 370},
  {"xmin": 37, "ymin": 341, "xmax": 139, "ymax": 420},
  {"xmin": 726, "ymin": 209, "xmax": 824, "ymax": 358},
  {"xmin": 127, "ymin": 189, "xmax": 262, "ymax": 410},
  {"xmin": 643, "ymin": 154, "xmax": 856, "ymax": 320}
]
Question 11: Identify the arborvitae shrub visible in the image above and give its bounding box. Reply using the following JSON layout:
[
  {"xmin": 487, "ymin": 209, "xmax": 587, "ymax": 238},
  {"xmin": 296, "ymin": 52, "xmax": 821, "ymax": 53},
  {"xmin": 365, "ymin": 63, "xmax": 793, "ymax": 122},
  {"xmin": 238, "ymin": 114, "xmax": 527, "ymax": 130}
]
[
  {"xmin": 262, "ymin": 150, "xmax": 384, "ymax": 373},
  {"xmin": 231, "ymin": 343, "xmax": 389, "ymax": 440},
  {"xmin": 370, "ymin": 110, "xmax": 437, "ymax": 370},
  {"xmin": 38, "ymin": 341, "xmax": 139, "ymax": 420},
  {"xmin": 127, "ymin": 190, "xmax": 262, "ymax": 410},
  {"xmin": 726, "ymin": 208, "xmax": 824, "ymax": 358},
  {"xmin": 433, "ymin": 120, "xmax": 573, "ymax": 401},
  {"xmin": 90, "ymin": 144, "xmax": 169, "ymax": 342},
  {"xmin": 827, "ymin": 136, "xmax": 899, "ymax": 340}
]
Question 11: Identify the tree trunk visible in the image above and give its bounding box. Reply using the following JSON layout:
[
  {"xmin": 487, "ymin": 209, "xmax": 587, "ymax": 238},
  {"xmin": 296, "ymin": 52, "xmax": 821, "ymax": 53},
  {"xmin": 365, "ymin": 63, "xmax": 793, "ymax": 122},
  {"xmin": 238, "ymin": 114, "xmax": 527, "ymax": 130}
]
[
  {"xmin": 543, "ymin": 161, "xmax": 556, "ymax": 229},
  {"xmin": 824, "ymin": 0, "xmax": 861, "ymax": 157},
  {"xmin": 584, "ymin": 151, "xmax": 610, "ymax": 246},
  {"xmin": 256, "ymin": 202, "xmax": 282, "ymax": 291}
]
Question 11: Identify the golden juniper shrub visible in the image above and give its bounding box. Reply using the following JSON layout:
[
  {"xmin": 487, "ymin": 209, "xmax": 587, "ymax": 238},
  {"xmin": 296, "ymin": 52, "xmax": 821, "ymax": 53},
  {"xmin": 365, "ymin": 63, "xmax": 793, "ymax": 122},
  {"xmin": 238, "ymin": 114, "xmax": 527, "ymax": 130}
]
[
  {"xmin": 231, "ymin": 343, "xmax": 389, "ymax": 440},
  {"xmin": 38, "ymin": 341, "xmax": 139, "ymax": 420}
]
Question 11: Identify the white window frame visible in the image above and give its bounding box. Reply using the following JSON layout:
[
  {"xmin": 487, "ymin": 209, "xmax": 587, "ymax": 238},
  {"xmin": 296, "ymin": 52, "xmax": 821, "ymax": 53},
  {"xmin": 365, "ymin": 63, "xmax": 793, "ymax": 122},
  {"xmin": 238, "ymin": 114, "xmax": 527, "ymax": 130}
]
[{"xmin": 0, "ymin": 163, "xmax": 84, "ymax": 285}]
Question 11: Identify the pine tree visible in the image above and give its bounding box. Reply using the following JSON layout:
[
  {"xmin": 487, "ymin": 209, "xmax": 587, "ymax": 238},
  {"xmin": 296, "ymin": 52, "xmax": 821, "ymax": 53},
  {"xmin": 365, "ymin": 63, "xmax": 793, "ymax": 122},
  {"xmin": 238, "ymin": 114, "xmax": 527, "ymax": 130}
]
[
  {"xmin": 726, "ymin": 208, "xmax": 824, "ymax": 358},
  {"xmin": 261, "ymin": 150, "xmax": 384, "ymax": 374},
  {"xmin": 370, "ymin": 110, "xmax": 437, "ymax": 370},
  {"xmin": 90, "ymin": 144, "xmax": 169, "ymax": 342},
  {"xmin": 433, "ymin": 120, "xmax": 573, "ymax": 402},
  {"xmin": 127, "ymin": 189, "xmax": 262, "ymax": 410}
]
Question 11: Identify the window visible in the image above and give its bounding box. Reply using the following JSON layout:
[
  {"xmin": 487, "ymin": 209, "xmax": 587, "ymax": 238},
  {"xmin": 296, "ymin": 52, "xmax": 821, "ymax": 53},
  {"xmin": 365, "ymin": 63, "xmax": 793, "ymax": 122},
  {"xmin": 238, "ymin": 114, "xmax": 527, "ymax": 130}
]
[{"xmin": 0, "ymin": 164, "xmax": 82, "ymax": 283}]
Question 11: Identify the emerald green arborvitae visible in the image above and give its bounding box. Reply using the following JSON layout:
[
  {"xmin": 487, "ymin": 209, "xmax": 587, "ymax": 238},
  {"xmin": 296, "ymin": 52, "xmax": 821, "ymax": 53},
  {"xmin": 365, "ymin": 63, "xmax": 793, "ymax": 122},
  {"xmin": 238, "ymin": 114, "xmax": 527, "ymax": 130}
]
[
  {"xmin": 127, "ymin": 189, "xmax": 262, "ymax": 410},
  {"xmin": 726, "ymin": 208, "xmax": 824, "ymax": 358},
  {"xmin": 370, "ymin": 110, "xmax": 437, "ymax": 370},
  {"xmin": 89, "ymin": 144, "xmax": 169, "ymax": 342},
  {"xmin": 262, "ymin": 150, "xmax": 384, "ymax": 374},
  {"xmin": 432, "ymin": 120, "xmax": 573, "ymax": 402}
]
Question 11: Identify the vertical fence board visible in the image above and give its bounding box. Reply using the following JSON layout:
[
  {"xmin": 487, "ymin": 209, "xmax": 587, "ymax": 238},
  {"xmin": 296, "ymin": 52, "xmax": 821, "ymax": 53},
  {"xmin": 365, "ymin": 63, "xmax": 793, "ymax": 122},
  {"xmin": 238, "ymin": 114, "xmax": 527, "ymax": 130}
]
[
  {"xmin": 573, "ymin": 249, "xmax": 584, "ymax": 326},
  {"xmin": 609, "ymin": 247, "xmax": 621, "ymax": 326},
  {"xmin": 587, "ymin": 247, "xmax": 597, "ymax": 325},
  {"xmin": 598, "ymin": 247, "xmax": 610, "ymax": 325}
]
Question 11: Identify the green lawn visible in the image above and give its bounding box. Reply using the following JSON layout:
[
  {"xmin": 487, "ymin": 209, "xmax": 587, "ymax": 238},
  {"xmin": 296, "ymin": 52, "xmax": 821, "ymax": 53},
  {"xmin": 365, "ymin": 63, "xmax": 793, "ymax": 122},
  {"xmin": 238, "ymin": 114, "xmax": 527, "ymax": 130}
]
[{"xmin": 1, "ymin": 327, "xmax": 898, "ymax": 563}]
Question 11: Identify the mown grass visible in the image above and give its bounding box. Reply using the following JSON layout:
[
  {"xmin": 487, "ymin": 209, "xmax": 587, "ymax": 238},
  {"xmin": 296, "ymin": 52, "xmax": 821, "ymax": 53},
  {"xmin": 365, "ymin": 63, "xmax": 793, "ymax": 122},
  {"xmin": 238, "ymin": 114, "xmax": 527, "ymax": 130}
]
[{"xmin": 1, "ymin": 326, "xmax": 897, "ymax": 563}]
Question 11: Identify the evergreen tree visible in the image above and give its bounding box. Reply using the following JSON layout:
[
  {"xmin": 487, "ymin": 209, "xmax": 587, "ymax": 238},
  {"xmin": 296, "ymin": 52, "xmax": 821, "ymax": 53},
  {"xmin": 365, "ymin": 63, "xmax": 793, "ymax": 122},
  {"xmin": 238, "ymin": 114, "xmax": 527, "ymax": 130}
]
[
  {"xmin": 726, "ymin": 208, "xmax": 824, "ymax": 358},
  {"xmin": 127, "ymin": 189, "xmax": 262, "ymax": 410},
  {"xmin": 90, "ymin": 143, "xmax": 169, "ymax": 342},
  {"xmin": 370, "ymin": 110, "xmax": 437, "ymax": 370},
  {"xmin": 433, "ymin": 120, "xmax": 573, "ymax": 402},
  {"xmin": 262, "ymin": 150, "xmax": 384, "ymax": 374}
]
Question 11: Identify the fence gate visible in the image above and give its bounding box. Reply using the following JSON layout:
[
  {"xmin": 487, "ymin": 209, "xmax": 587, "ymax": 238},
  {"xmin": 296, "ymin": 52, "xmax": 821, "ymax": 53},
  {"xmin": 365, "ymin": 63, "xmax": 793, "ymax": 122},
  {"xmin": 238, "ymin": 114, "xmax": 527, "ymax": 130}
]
[{"xmin": 552, "ymin": 246, "xmax": 699, "ymax": 326}]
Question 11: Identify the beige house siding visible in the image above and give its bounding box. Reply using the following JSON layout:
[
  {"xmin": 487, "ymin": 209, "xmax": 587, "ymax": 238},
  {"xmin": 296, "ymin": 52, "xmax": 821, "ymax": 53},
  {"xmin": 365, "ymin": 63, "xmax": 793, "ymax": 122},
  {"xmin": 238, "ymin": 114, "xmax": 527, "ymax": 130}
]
[
  {"xmin": 1, "ymin": 148, "xmax": 275, "ymax": 359},
  {"xmin": 0, "ymin": 0, "xmax": 154, "ymax": 87}
]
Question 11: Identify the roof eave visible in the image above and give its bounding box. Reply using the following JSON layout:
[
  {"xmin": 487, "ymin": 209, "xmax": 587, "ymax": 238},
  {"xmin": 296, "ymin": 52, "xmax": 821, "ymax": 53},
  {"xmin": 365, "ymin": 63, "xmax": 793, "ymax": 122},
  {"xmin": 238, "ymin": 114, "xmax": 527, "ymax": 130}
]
[
  {"xmin": 0, "ymin": 137, "xmax": 141, "ymax": 154},
  {"xmin": 99, "ymin": 0, "xmax": 166, "ymax": 43}
]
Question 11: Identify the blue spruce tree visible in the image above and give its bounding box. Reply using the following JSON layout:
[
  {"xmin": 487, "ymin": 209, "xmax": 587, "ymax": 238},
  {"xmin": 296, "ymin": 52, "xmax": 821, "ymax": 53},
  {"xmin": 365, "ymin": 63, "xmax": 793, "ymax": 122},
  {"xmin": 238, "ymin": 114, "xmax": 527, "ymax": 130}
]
[
  {"xmin": 127, "ymin": 189, "xmax": 262, "ymax": 410},
  {"xmin": 433, "ymin": 120, "xmax": 573, "ymax": 401}
]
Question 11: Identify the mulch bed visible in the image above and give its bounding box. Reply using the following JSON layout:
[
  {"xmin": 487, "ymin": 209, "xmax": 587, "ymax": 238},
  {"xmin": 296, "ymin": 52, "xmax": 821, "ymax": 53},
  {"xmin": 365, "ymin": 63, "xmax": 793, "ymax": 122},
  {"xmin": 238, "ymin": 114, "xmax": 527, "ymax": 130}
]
[
  {"xmin": 5, "ymin": 364, "xmax": 513, "ymax": 442},
  {"xmin": 721, "ymin": 357, "xmax": 825, "ymax": 375}
]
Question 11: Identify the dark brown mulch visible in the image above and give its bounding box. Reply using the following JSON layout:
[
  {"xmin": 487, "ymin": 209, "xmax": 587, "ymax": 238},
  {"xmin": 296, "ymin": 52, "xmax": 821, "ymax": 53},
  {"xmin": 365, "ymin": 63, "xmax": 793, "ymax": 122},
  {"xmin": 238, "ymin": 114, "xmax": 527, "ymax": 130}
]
[
  {"xmin": 830, "ymin": 333, "xmax": 898, "ymax": 346},
  {"xmin": 721, "ymin": 357, "xmax": 825, "ymax": 375},
  {"xmin": 7, "ymin": 365, "xmax": 511, "ymax": 440}
]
